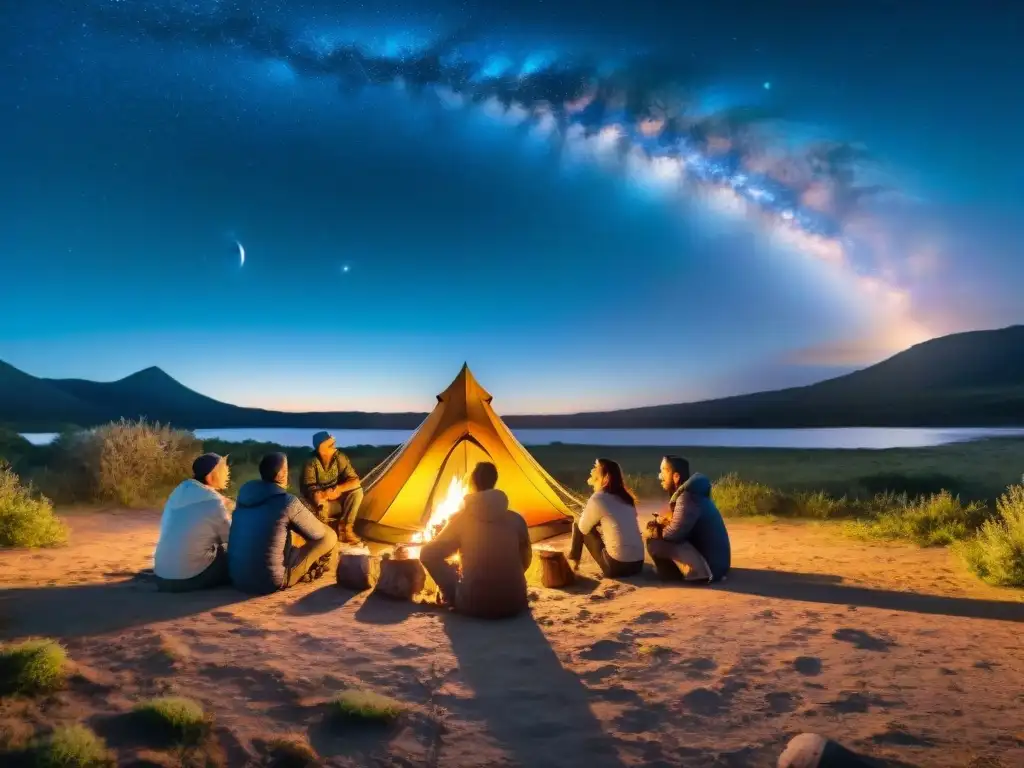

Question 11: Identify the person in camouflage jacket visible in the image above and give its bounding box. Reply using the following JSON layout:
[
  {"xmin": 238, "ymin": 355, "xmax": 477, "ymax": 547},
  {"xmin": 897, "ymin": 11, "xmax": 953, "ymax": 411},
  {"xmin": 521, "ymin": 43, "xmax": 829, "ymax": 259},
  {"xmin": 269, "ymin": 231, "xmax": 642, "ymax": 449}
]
[{"xmin": 299, "ymin": 431, "xmax": 364, "ymax": 544}]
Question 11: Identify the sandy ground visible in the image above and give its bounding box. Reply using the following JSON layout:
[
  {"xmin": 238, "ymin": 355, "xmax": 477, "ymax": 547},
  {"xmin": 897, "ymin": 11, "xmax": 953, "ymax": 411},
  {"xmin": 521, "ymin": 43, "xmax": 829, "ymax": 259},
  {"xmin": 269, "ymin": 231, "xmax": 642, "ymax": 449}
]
[{"xmin": 2, "ymin": 507, "xmax": 1024, "ymax": 767}]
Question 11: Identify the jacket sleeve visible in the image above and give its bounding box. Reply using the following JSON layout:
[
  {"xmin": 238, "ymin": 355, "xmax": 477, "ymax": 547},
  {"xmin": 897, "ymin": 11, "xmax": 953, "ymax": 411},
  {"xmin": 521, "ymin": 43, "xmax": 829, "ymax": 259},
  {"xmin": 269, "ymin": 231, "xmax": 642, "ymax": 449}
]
[
  {"xmin": 518, "ymin": 516, "xmax": 532, "ymax": 572},
  {"xmin": 287, "ymin": 498, "xmax": 329, "ymax": 542},
  {"xmin": 213, "ymin": 497, "xmax": 232, "ymax": 545},
  {"xmin": 577, "ymin": 496, "xmax": 602, "ymax": 535},
  {"xmin": 662, "ymin": 493, "xmax": 701, "ymax": 542},
  {"xmin": 420, "ymin": 512, "xmax": 463, "ymax": 563}
]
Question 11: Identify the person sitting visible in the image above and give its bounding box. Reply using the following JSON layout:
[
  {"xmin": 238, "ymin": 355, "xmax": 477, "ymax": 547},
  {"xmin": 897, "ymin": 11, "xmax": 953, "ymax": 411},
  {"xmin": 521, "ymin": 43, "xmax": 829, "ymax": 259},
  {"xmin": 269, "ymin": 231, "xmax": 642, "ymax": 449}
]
[
  {"xmin": 420, "ymin": 462, "xmax": 533, "ymax": 619},
  {"xmin": 567, "ymin": 458, "xmax": 645, "ymax": 578},
  {"xmin": 300, "ymin": 431, "xmax": 364, "ymax": 544},
  {"xmin": 153, "ymin": 453, "xmax": 234, "ymax": 593},
  {"xmin": 228, "ymin": 452, "xmax": 338, "ymax": 595},
  {"xmin": 646, "ymin": 455, "xmax": 731, "ymax": 583}
]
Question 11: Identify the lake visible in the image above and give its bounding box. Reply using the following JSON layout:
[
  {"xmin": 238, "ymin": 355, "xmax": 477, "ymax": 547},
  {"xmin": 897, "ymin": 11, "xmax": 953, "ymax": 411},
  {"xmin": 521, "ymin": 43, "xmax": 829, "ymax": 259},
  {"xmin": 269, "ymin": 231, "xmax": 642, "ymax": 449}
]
[{"xmin": 18, "ymin": 426, "xmax": 1024, "ymax": 450}]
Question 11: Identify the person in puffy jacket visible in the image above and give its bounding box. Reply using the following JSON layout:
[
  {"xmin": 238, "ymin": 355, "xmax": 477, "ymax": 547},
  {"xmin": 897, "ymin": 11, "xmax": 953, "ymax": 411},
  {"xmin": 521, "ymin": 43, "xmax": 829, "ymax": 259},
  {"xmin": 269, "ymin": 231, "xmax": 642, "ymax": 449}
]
[
  {"xmin": 228, "ymin": 452, "xmax": 338, "ymax": 595},
  {"xmin": 420, "ymin": 462, "xmax": 533, "ymax": 619},
  {"xmin": 153, "ymin": 453, "xmax": 234, "ymax": 593},
  {"xmin": 646, "ymin": 455, "xmax": 731, "ymax": 583}
]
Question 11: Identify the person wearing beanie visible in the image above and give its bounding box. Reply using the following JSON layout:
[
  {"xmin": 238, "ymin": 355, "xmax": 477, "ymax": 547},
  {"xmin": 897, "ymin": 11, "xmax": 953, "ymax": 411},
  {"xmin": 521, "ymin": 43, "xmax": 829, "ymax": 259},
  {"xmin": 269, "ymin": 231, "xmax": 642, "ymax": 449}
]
[
  {"xmin": 153, "ymin": 453, "xmax": 234, "ymax": 592},
  {"xmin": 228, "ymin": 452, "xmax": 339, "ymax": 594},
  {"xmin": 299, "ymin": 431, "xmax": 364, "ymax": 544}
]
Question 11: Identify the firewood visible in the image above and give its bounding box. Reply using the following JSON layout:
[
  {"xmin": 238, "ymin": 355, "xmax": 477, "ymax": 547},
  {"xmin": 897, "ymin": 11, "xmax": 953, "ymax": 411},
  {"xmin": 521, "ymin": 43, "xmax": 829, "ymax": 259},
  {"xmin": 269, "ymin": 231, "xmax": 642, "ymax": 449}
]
[
  {"xmin": 336, "ymin": 552, "xmax": 381, "ymax": 592},
  {"xmin": 373, "ymin": 556, "xmax": 428, "ymax": 600},
  {"xmin": 537, "ymin": 548, "xmax": 575, "ymax": 589}
]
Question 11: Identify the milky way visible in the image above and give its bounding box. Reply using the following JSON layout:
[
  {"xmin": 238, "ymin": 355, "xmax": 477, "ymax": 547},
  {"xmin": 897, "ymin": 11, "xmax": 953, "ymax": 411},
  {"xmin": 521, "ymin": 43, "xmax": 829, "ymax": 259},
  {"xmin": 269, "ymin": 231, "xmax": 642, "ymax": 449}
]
[{"xmin": 90, "ymin": 1, "xmax": 929, "ymax": 353}]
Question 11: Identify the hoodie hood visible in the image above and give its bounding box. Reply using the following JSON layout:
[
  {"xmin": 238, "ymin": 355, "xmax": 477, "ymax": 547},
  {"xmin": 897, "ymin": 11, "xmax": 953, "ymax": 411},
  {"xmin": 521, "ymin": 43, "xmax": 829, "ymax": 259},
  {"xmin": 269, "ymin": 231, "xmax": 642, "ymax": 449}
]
[
  {"xmin": 236, "ymin": 479, "xmax": 290, "ymax": 507},
  {"xmin": 462, "ymin": 488, "xmax": 510, "ymax": 519},
  {"xmin": 681, "ymin": 473, "xmax": 712, "ymax": 498},
  {"xmin": 165, "ymin": 479, "xmax": 223, "ymax": 512}
]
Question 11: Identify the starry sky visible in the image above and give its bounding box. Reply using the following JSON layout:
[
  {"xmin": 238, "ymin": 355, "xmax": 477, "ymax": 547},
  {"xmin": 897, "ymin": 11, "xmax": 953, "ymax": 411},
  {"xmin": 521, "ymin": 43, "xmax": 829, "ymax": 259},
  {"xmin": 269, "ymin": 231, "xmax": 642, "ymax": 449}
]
[{"xmin": 1, "ymin": 1, "xmax": 1022, "ymax": 414}]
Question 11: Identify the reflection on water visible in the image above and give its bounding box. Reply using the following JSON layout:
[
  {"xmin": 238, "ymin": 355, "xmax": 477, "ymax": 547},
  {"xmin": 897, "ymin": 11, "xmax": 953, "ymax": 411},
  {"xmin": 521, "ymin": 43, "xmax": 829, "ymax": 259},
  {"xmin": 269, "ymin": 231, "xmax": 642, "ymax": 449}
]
[{"xmin": 19, "ymin": 426, "xmax": 1024, "ymax": 450}]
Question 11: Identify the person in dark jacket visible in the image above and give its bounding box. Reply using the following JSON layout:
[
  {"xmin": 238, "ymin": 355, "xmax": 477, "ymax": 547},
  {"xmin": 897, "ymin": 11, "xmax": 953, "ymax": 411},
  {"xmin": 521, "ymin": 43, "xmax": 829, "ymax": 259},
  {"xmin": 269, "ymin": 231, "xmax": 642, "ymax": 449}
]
[
  {"xmin": 420, "ymin": 462, "xmax": 533, "ymax": 619},
  {"xmin": 646, "ymin": 455, "xmax": 731, "ymax": 582},
  {"xmin": 228, "ymin": 452, "xmax": 338, "ymax": 595}
]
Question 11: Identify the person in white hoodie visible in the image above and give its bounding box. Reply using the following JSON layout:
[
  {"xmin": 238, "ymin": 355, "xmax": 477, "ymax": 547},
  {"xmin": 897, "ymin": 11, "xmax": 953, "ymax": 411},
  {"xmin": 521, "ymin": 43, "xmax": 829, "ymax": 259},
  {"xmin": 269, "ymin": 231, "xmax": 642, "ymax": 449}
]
[
  {"xmin": 153, "ymin": 453, "xmax": 234, "ymax": 593},
  {"xmin": 567, "ymin": 458, "xmax": 645, "ymax": 578}
]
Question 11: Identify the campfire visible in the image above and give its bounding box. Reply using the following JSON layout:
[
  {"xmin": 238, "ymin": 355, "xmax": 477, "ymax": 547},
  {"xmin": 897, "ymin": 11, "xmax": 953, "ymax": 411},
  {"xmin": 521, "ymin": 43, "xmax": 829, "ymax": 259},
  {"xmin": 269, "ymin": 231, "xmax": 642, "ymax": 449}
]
[{"xmin": 401, "ymin": 476, "xmax": 468, "ymax": 559}]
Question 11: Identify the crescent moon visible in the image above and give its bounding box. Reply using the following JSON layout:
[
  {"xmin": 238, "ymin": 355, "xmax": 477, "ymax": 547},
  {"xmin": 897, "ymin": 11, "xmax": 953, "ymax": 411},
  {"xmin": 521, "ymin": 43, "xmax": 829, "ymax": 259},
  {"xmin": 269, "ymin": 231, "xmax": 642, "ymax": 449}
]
[{"xmin": 236, "ymin": 241, "xmax": 245, "ymax": 267}]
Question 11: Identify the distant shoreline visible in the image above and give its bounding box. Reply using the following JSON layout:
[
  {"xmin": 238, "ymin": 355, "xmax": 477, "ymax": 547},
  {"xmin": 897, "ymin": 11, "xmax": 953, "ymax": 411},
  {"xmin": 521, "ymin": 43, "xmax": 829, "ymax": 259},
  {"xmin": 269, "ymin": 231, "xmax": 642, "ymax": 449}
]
[{"xmin": 18, "ymin": 426, "xmax": 1024, "ymax": 451}]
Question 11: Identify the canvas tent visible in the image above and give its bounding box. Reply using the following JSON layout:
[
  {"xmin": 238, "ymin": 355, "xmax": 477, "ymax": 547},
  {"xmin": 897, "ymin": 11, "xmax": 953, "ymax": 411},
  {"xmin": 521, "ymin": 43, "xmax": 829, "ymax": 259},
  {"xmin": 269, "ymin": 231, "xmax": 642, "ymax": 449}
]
[{"xmin": 354, "ymin": 364, "xmax": 583, "ymax": 544}]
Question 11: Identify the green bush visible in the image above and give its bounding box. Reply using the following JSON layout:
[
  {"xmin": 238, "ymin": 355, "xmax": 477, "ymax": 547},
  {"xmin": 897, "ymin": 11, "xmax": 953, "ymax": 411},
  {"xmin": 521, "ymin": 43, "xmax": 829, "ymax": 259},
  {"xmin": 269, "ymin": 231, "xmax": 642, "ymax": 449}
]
[
  {"xmin": 52, "ymin": 420, "xmax": 200, "ymax": 506},
  {"xmin": 30, "ymin": 725, "xmax": 112, "ymax": 768},
  {"xmin": 132, "ymin": 696, "xmax": 209, "ymax": 745},
  {"xmin": 712, "ymin": 473, "xmax": 786, "ymax": 517},
  {"xmin": 956, "ymin": 485, "xmax": 1024, "ymax": 586},
  {"xmin": 330, "ymin": 689, "xmax": 406, "ymax": 722},
  {"xmin": 845, "ymin": 490, "xmax": 991, "ymax": 547},
  {"xmin": 0, "ymin": 638, "xmax": 68, "ymax": 696},
  {"xmin": 0, "ymin": 463, "xmax": 68, "ymax": 548}
]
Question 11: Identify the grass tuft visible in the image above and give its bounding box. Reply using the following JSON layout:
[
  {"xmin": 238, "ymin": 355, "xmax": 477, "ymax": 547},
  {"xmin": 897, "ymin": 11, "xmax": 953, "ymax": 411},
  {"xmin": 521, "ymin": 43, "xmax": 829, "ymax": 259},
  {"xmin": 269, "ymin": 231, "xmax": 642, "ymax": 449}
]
[
  {"xmin": 132, "ymin": 696, "xmax": 209, "ymax": 746},
  {"xmin": 0, "ymin": 462, "xmax": 68, "ymax": 549},
  {"xmin": 330, "ymin": 689, "xmax": 406, "ymax": 722},
  {"xmin": 956, "ymin": 485, "xmax": 1024, "ymax": 587},
  {"xmin": 0, "ymin": 639, "xmax": 68, "ymax": 696},
  {"xmin": 844, "ymin": 490, "xmax": 991, "ymax": 547},
  {"xmin": 30, "ymin": 724, "xmax": 113, "ymax": 768},
  {"xmin": 265, "ymin": 735, "xmax": 320, "ymax": 768}
]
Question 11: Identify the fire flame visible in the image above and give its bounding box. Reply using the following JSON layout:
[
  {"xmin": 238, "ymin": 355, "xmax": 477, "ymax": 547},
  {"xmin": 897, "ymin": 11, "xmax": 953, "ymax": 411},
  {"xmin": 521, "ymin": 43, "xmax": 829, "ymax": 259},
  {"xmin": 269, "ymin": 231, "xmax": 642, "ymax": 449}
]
[{"xmin": 404, "ymin": 476, "xmax": 468, "ymax": 559}]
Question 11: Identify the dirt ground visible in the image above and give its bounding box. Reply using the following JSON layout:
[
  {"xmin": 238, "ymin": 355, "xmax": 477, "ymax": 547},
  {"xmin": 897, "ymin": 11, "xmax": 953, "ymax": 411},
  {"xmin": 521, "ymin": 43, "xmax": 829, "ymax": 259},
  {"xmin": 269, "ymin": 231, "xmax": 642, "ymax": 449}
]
[{"xmin": 2, "ymin": 507, "xmax": 1023, "ymax": 767}]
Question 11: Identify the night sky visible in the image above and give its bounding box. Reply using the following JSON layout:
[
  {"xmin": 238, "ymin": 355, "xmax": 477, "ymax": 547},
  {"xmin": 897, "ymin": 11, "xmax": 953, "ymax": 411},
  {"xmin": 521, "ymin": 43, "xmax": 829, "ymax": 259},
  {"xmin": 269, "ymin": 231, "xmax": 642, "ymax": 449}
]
[{"xmin": 2, "ymin": 1, "xmax": 1021, "ymax": 414}]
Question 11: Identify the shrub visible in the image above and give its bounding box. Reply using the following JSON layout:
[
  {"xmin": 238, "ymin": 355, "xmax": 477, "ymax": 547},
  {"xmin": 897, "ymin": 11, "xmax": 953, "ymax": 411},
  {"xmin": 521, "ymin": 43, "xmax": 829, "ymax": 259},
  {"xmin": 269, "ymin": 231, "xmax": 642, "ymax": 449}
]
[
  {"xmin": 845, "ymin": 490, "xmax": 991, "ymax": 547},
  {"xmin": 791, "ymin": 490, "xmax": 858, "ymax": 520},
  {"xmin": 712, "ymin": 473, "xmax": 787, "ymax": 517},
  {"xmin": 0, "ymin": 463, "xmax": 68, "ymax": 548},
  {"xmin": 30, "ymin": 724, "xmax": 112, "ymax": 768},
  {"xmin": 956, "ymin": 485, "xmax": 1024, "ymax": 587},
  {"xmin": 265, "ymin": 735, "xmax": 320, "ymax": 768},
  {"xmin": 330, "ymin": 689, "xmax": 406, "ymax": 722},
  {"xmin": 132, "ymin": 696, "xmax": 209, "ymax": 745},
  {"xmin": 0, "ymin": 638, "xmax": 68, "ymax": 696},
  {"xmin": 52, "ymin": 420, "xmax": 200, "ymax": 506},
  {"xmin": 0, "ymin": 428, "xmax": 37, "ymax": 469}
]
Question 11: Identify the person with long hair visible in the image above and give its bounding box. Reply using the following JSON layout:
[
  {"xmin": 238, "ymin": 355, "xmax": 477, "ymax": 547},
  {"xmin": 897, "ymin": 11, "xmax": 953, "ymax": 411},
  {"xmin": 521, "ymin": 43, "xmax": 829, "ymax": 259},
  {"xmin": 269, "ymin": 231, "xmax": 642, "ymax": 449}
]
[{"xmin": 567, "ymin": 458, "xmax": 645, "ymax": 578}]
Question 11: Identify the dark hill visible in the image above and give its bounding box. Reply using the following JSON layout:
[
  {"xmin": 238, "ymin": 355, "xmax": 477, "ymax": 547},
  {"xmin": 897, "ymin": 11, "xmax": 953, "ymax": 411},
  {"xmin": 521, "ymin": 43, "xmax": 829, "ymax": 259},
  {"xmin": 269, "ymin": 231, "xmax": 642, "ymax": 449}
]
[
  {"xmin": 2, "ymin": 325, "xmax": 1023, "ymax": 430},
  {"xmin": 43, "ymin": 367, "xmax": 425, "ymax": 430},
  {"xmin": 507, "ymin": 325, "xmax": 1024, "ymax": 428},
  {"xmin": 46, "ymin": 366, "xmax": 254, "ymax": 426},
  {"xmin": 0, "ymin": 361, "xmax": 106, "ymax": 429}
]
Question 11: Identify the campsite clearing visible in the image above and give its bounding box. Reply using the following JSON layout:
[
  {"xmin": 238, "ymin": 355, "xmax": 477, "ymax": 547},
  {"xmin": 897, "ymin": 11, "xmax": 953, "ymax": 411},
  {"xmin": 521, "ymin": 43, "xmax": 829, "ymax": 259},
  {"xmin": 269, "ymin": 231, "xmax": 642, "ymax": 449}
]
[{"xmin": 2, "ymin": 508, "xmax": 1022, "ymax": 767}]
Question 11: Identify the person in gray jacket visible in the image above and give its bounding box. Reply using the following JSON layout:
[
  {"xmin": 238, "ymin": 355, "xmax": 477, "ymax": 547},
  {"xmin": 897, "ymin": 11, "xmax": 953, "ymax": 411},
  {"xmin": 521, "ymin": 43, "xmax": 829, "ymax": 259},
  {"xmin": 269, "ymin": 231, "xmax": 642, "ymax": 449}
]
[{"xmin": 228, "ymin": 452, "xmax": 338, "ymax": 595}]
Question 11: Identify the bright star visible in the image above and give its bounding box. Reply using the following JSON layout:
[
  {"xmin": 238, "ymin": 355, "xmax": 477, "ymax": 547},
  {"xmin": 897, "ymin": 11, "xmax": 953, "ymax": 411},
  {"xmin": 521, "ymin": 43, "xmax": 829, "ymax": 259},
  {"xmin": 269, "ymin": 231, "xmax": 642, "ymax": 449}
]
[
  {"xmin": 763, "ymin": 81, "xmax": 772, "ymax": 90},
  {"xmin": 342, "ymin": 265, "xmax": 350, "ymax": 273}
]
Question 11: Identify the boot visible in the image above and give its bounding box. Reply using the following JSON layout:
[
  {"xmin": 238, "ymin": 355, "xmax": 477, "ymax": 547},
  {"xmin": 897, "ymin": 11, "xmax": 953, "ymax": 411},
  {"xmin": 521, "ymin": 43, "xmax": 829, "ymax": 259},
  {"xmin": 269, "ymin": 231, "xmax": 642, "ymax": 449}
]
[{"xmin": 339, "ymin": 514, "xmax": 362, "ymax": 546}]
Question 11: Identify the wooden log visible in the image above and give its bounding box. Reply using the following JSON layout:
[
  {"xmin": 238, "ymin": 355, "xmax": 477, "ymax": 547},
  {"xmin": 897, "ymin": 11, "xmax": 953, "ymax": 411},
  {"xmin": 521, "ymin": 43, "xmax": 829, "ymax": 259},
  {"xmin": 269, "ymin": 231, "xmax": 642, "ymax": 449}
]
[
  {"xmin": 373, "ymin": 556, "xmax": 428, "ymax": 601},
  {"xmin": 336, "ymin": 552, "xmax": 381, "ymax": 592},
  {"xmin": 537, "ymin": 548, "xmax": 574, "ymax": 589}
]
